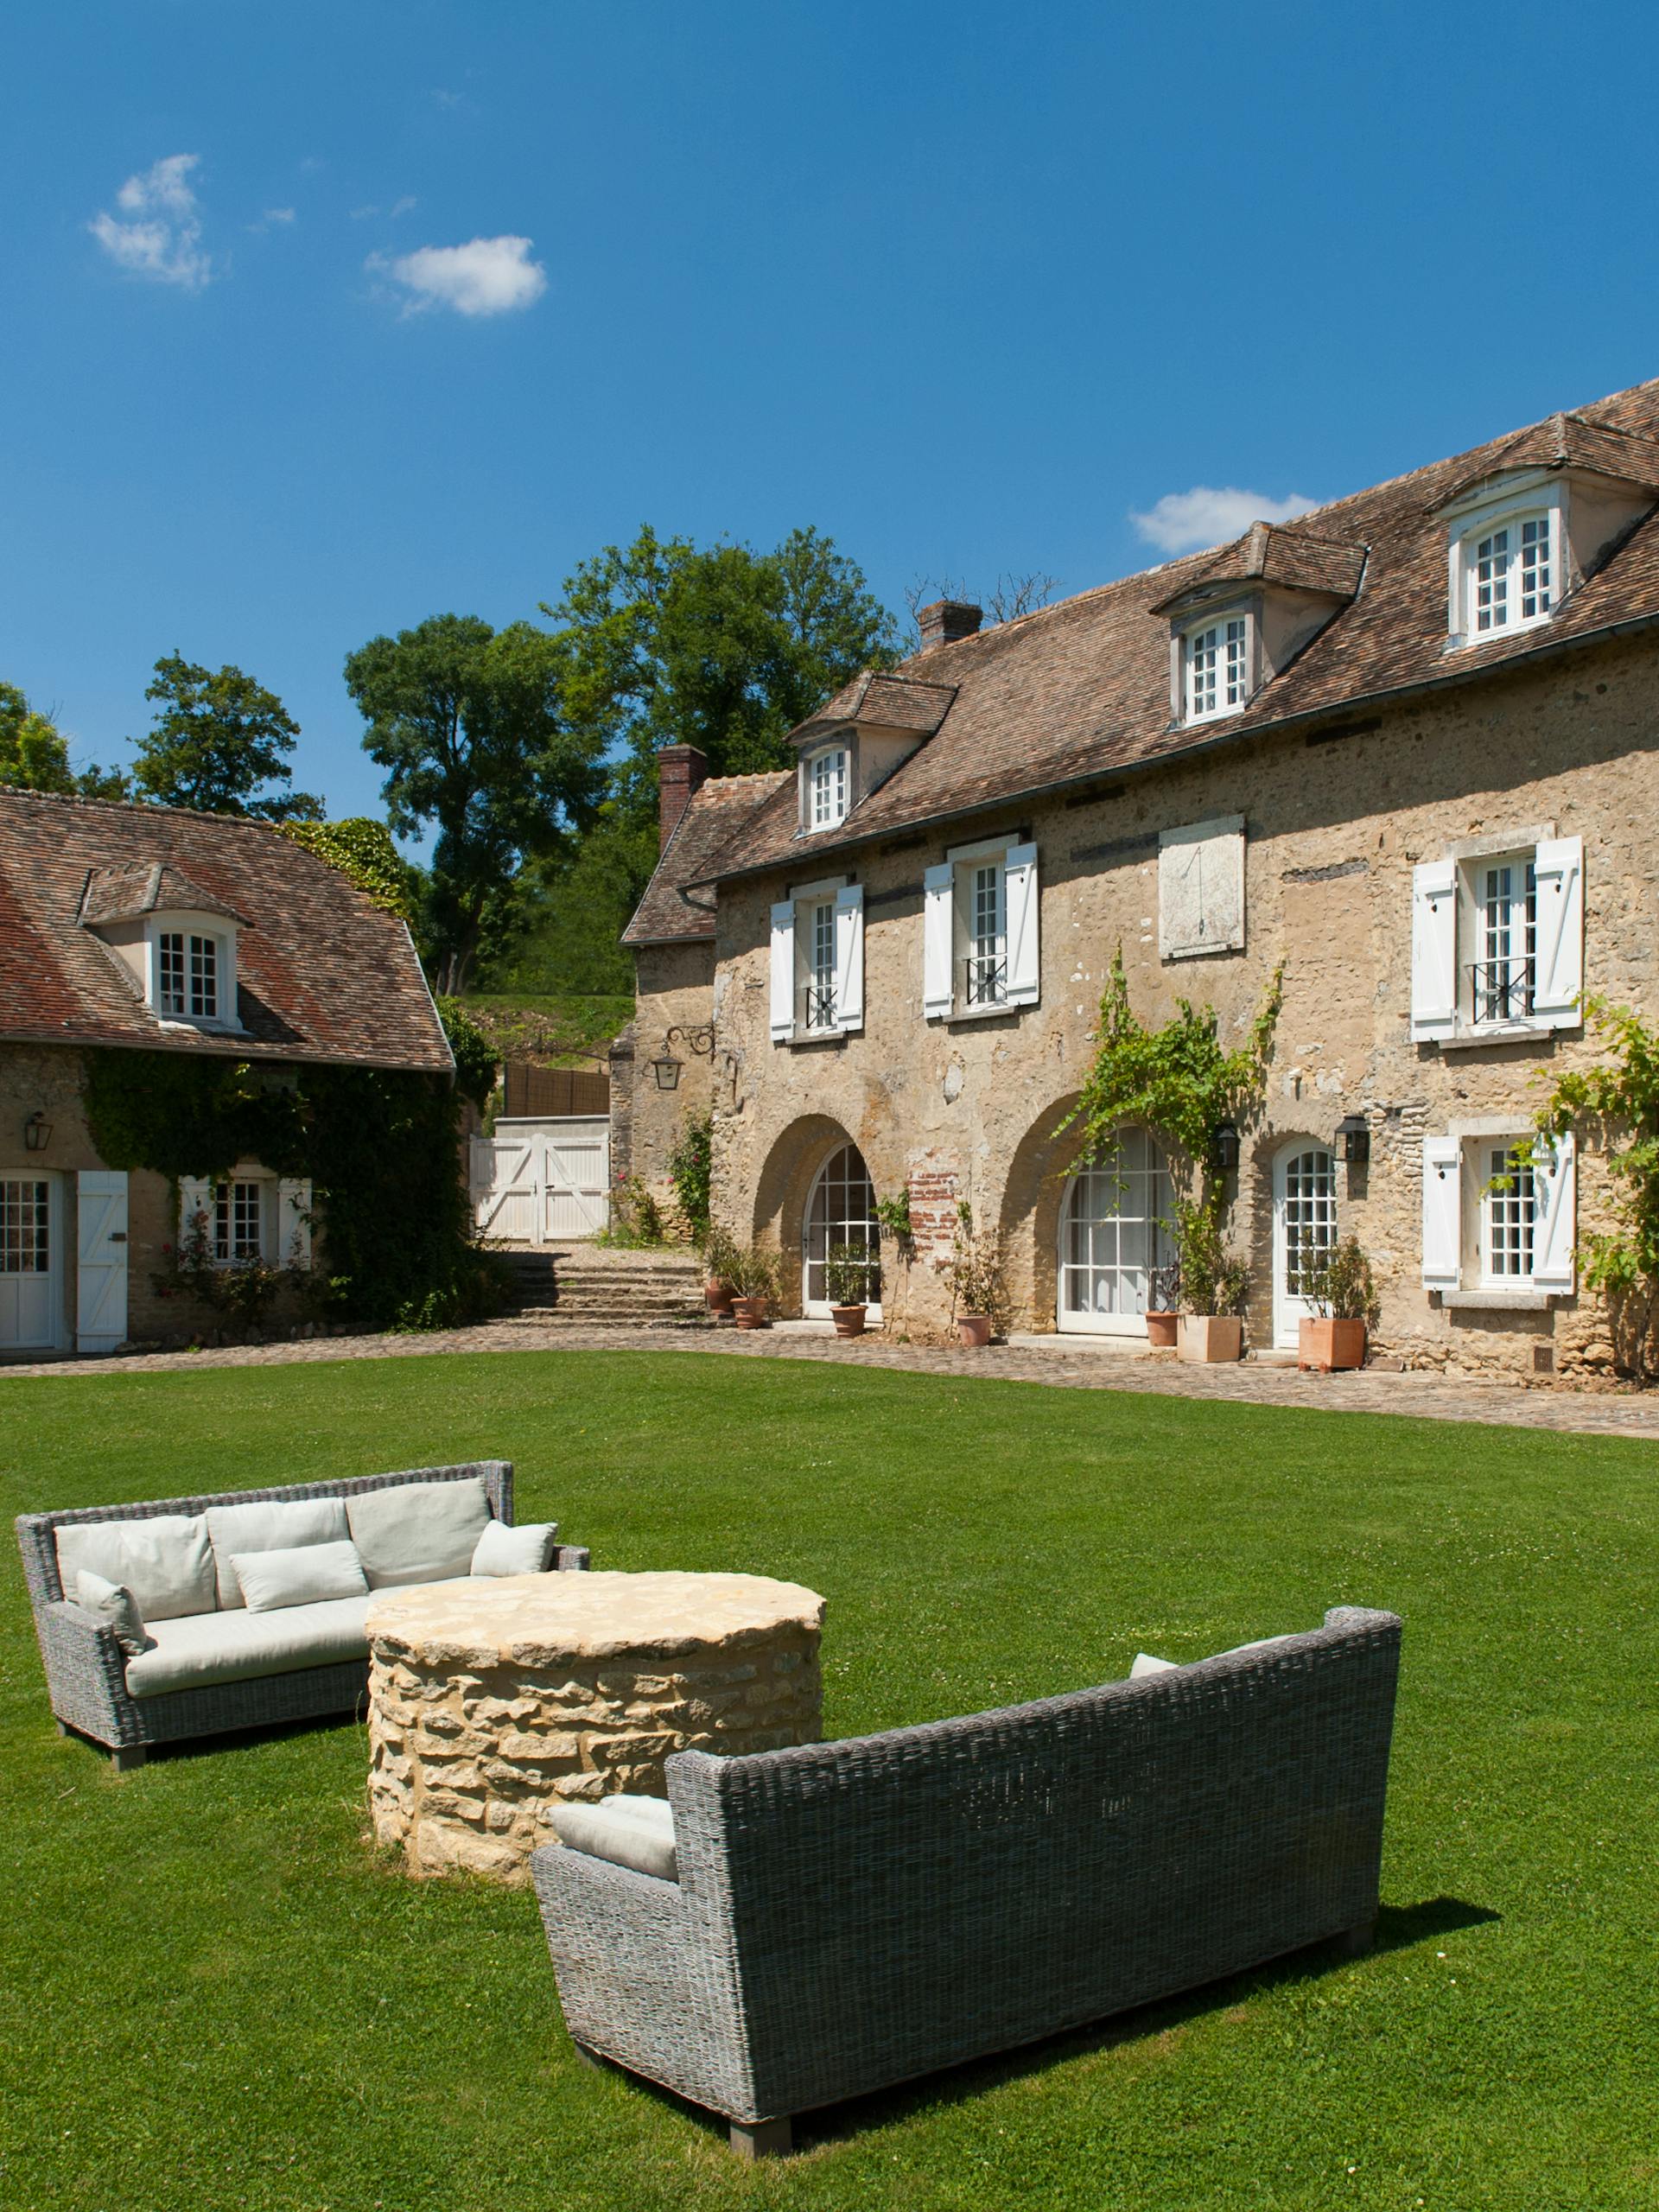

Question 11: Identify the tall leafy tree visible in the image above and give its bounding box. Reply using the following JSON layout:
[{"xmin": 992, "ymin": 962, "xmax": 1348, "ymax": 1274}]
[
  {"xmin": 0, "ymin": 682, "xmax": 129, "ymax": 798},
  {"xmin": 344, "ymin": 613, "xmax": 606, "ymax": 994},
  {"xmin": 130, "ymin": 654, "xmax": 321, "ymax": 820}
]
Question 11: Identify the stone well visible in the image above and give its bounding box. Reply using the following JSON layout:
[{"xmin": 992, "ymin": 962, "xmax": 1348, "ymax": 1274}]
[{"xmin": 365, "ymin": 1570, "xmax": 824, "ymax": 1881}]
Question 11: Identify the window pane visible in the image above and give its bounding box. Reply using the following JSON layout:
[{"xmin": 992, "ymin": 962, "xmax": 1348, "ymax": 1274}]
[
  {"xmin": 1058, "ymin": 1130, "xmax": 1173, "ymax": 1320},
  {"xmin": 158, "ymin": 932, "xmax": 185, "ymax": 1015},
  {"xmin": 804, "ymin": 1143, "xmax": 880, "ymax": 1306},
  {"xmin": 0, "ymin": 1180, "xmax": 50, "ymax": 1274},
  {"xmin": 1484, "ymin": 1147, "xmax": 1535, "ymax": 1279}
]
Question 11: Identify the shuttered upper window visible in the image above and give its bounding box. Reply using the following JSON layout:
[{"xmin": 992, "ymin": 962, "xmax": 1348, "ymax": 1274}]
[{"xmin": 1410, "ymin": 835, "xmax": 1582, "ymax": 1046}]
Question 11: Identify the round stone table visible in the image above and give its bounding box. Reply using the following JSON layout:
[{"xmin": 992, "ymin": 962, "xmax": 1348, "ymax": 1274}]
[{"xmin": 365, "ymin": 1570, "xmax": 824, "ymax": 1881}]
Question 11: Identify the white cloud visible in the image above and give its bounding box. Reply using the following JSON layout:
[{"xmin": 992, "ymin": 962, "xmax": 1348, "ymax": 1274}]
[
  {"xmin": 264, "ymin": 206, "xmax": 296, "ymax": 226},
  {"xmin": 373, "ymin": 233, "xmax": 546, "ymax": 318},
  {"xmin": 390, "ymin": 195, "xmax": 417, "ymax": 218},
  {"xmin": 1129, "ymin": 486, "xmax": 1319, "ymax": 556},
  {"xmin": 89, "ymin": 152, "xmax": 212, "ymax": 289}
]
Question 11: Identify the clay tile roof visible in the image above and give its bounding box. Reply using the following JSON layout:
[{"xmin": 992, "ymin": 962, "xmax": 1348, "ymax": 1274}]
[
  {"xmin": 623, "ymin": 772, "xmax": 791, "ymax": 944},
  {"xmin": 788, "ymin": 671, "xmax": 957, "ymax": 746},
  {"xmin": 0, "ymin": 788, "xmax": 451, "ymax": 1071},
  {"xmin": 78, "ymin": 860, "xmax": 251, "ymax": 928},
  {"xmin": 1151, "ymin": 521, "xmax": 1367, "ymax": 612},
  {"xmin": 683, "ymin": 375, "xmax": 1659, "ymax": 891},
  {"xmin": 1430, "ymin": 410, "xmax": 1659, "ymax": 508}
]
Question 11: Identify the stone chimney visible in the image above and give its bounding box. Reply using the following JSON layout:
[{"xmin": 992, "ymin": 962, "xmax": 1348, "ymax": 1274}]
[
  {"xmin": 657, "ymin": 745, "xmax": 709, "ymax": 852},
  {"xmin": 917, "ymin": 599, "xmax": 983, "ymax": 650}
]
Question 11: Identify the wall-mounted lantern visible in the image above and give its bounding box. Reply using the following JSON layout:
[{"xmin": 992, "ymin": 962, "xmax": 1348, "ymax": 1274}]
[
  {"xmin": 650, "ymin": 1052, "xmax": 682, "ymax": 1092},
  {"xmin": 1212, "ymin": 1122, "xmax": 1240, "ymax": 1172},
  {"xmin": 23, "ymin": 1111, "xmax": 52, "ymax": 1154},
  {"xmin": 652, "ymin": 1022, "xmax": 715, "ymax": 1092},
  {"xmin": 1337, "ymin": 1114, "xmax": 1370, "ymax": 1166}
]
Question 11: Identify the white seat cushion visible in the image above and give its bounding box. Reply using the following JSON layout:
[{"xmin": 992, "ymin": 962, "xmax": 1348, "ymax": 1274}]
[
  {"xmin": 124, "ymin": 1595, "xmax": 374, "ymax": 1699},
  {"xmin": 56, "ymin": 1514, "xmax": 216, "ymax": 1623},
  {"xmin": 206, "ymin": 1497, "xmax": 350, "ymax": 1608},
  {"xmin": 346, "ymin": 1478, "xmax": 493, "ymax": 1589},
  {"xmin": 545, "ymin": 1794, "xmax": 677, "ymax": 1882}
]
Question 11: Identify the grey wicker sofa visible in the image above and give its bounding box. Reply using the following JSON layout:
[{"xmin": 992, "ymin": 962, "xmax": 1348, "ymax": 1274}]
[
  {"xmin": 531, "ymin": 1605, "xmax": 1402, "ymax": 2158},
  {"xmin": 17, "ymin": 1459, "xmax": 589, "ymax": 1769}
]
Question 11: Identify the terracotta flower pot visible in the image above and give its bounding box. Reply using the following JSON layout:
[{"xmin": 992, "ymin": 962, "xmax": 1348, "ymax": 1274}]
[
  {"xmin": 830, "ymin": 1304, "xmax": 868, "ymax": 1338},
  {"xmin": 1177, "ymin": 1314, "xmax": 1243, "ymax": 1363},
  {"xmin": 705, "ymin": 1278, "xmax": 735, "ymax": 1316},
  {"xmin": 1298, "ymin": 1317, "xmax": 1366, "ymax": 1372},
  {"xmin": 730, "ymin": 1295, "xmax": 767, "ymax": 1331},
  {"xmin": 957, "ymin": 1313, "xmax": 993, "ymax": 1348},
  {"xmin": 1145, "ymin": 1310, "xmax": 1179, "ymax": 1349}
]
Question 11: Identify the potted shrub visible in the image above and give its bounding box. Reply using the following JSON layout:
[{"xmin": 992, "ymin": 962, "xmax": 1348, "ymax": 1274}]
[
  {"xmin": 1145, "ymin": 1259, "xmax": 1181, "ymax": 1350},
  {"xmin": 1297, "ymin": 1238, "xmax": 1378, "ymax": 1372},
  {"xmin": 947, "ymin": 1213, "xmax": 1006, "ymax": 1348},
  {"xmin": 824, "ymin": 1241, "xmax": 874, "ymax": 1337},
  {"xmin": 1173, "ymin": 1198, "xmax": 1247, "ymax": 1363},
  {"xmin": 728, "ymin": 1246, "xmax": 779, "ymax": 1330},
  {"xmin": 702, "ymin": 1224, "xmax": 740, "ymax": 1318}
]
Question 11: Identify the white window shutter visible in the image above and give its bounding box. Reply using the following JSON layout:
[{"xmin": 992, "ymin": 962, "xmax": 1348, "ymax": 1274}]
[
  {"xmin": 178, "ymin": 1176, "xmax": 213, "ymax": 1250},
  {"xmin": 924, "ymin": 863, "xmax": 955, "ymax": 1018},
  {"xmin": 277, "ymin": 1178, "xmax": 313, "ymax": 1267},
  {"xmin": 1410, "ymin": 861, "xmax": 1459, "ymax": 1041},
  {"xmin": 834, "ymin": 884, "xmax": 864, "ymax": 1033},
  {"xmin": 1004, "ymin": 842, "xmax": 1039, "ymax": 1005},
  {"xmin": 1531, "ymin": 836, "xmax": 1584, "ymax": 1028},
  {"xmin": 1531, "ymin": 1132, "xmax": 1576, "ymax": 1292},
  {"xmin": 769, "ymin": 900, "xmax": 796, "ymax": 1041},
  {"xmin": 1421, "ymin": 1136, "xmax": 1462, "ymax": 1288}
]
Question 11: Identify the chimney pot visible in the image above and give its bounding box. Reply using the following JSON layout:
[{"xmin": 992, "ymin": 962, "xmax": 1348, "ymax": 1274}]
[
  {"xmin": 918, "ymin": 598, "xmax": 982, "ymax": 650},
  {"xmin": 657, "ymin": 744, "xmax": 709, "ymax": 853}
]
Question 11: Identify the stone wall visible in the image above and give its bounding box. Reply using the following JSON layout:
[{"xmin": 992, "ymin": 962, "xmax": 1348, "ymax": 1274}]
[
  {"xmin": 631, "ymin": 628, "xmax": 1659, "ymax": 1378},
  {"xmin": 614, "ymin": 940, "xmax": 720, "ymax": 1228}
]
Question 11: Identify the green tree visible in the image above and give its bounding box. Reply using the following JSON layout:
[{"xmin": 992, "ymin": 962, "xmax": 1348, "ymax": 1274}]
[
  {"xmin": 544, "ymin": 524, "xmax": 898, "ymax": 834},
  {"xmin": 344, "ymin": 613, "xmax": 606, "ymax": 995},
  {"xmin": 130, "ymin": 654, "xmax": 321, "ymax": 820},
  {"xmin": 474, "ymin": 807, "xmax": 658, "ymax": 996},
  {"xmin": 1, "ymin": 683, "xmax": 129, "ymax": 799}
]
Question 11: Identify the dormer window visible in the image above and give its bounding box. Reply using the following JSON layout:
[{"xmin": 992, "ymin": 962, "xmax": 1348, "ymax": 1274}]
[
  {"xmin": 807, "ymin": 746, "xmax": 849, "ymax": 830},
  {"xmin": 1183, "ymin": 612, "xmax": 1252, "ymax": 723},
  {"xmin": 157, "ymin": 930, "xmax": 220, "ymax": 1021},
  {"xmin": 1463, "ymin": 511, "xmax": 1554, "ymax": 639},
  {"xmin": 76, "ymin": 863, "xmax": 248, "ymax": 1035}
]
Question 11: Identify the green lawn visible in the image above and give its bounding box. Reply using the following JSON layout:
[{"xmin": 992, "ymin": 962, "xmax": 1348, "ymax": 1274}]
[{"xmin": 3, "ymin": 1352, "xmax": 1656, "ymax": 2211}]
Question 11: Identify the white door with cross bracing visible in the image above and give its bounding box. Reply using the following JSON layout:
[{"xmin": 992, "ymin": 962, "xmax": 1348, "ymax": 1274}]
[{"xmin": 470, "ymin": 1117, "xmax": 610, "ymax": 1245}]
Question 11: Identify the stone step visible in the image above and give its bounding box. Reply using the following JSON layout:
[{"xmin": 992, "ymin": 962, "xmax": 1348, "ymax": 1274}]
[{"xmin": 499, "ymin": 1312, "xmax": 717, "ymax": 1332}]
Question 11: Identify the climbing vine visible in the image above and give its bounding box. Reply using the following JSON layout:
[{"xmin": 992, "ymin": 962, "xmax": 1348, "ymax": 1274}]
[
  {"xmin": 667, "ymin": 1113, "xmax": 713, "ymax": 1243},
  {"xmin": 276, "ymin": 817, "xmax": 420, "ymax": 920},
  {"xmin": 433, "ymin": 995, "xmax": 499, "ymax": 1109}
]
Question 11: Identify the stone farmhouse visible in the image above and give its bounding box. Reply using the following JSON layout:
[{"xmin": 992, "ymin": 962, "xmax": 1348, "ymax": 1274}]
[
  {"xmin": 614, "ymin": 378, "xmax": 1659, "ymax": 1378},
  {"xmin": 0, "ymin": 790, "xmax": 451, "ymax": 1357}
]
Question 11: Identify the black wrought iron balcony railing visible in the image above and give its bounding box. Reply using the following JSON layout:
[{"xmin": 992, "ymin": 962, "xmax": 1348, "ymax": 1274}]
[
  {"xmin": 1469, "ymin": 957, "xmax": 1535, "ymax": 1025},
  {"xmin": 964, "ymin": 952, "xmax": 1008, "ymax": 1007},
  {"xmin": 804, "ymin": 983, "xmax": 838, "ymax": 1031}
]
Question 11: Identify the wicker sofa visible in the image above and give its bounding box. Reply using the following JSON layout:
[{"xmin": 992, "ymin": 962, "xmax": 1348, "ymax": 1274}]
[
  {"xmin": 531, "ymin": 1604, "xmax": 1402, "ymax": 2158},
  {"xmin": 17, "ymin": 1459, "xmax": 589, "ymax": 1768}
]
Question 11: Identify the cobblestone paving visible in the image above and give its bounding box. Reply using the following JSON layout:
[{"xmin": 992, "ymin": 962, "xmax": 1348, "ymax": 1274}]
[{"xmin": 7, "ymin": 1319, "xmax": 1659, "ymax": 1441}]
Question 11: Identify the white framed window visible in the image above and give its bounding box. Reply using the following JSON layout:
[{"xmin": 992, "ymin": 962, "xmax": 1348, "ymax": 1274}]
[
  {"xmin": 1481, "ymin": 1144, "xmax": 1535, "ymax": 1284},
  {"xmin": 147, "ymin": 914, "xmax": 238, "ymax": 1028},
  {"xmin": 1411, "ymin": 834, "xmax": 1581, "ymax": 1045},
  {"xmin": 802, "ymin": 1142, "xmax": 881, "ymax": 1317},
  {"xmin": 1421, "ymin": 1128, "xmax": 1575, "ymax": 1299},
  {"xmin": 769, "ymin": 880, "xmax": 863, "ymax": 1040},
  {"xmin": 1183, "ymin": 612, "xmax": 1251, "ymax": 723},
  {"xmin": 923, "ymin": 837, "xmax": 1039, "ymax": 1018},
  {"xmin": 179, "ymin": 1173, "xmax": 313, "ymax": 1270},
  {"xmin": 215, "ymin": 1179, "xmax": 265, "ymax": 1264},
  {"xmin": 1463, "ymin": 512, "xmax": 1553, "ymax": 639},
  {"xmin": 806, "ymin": 746, "xmax": 849, "ymax": 830}
]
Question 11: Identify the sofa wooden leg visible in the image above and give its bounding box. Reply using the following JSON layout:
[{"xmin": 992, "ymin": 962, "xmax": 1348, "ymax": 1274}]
[
  {"xmin": 730, "ymin": 2117, "xmax": 792, "ymax": 2160},
  {"xmin": 54, "ymin": 1719, "xmax": 71, "ymax": 1737},
  {"xmin": 111, "ymin": 1744, "xmax": 147, "ymax": 1773},
  {"xmin": 572, "ymin": 2042, "xmax": 608, "ymax": 2072},
  {"xmin": 1338, "ymin": 1916, "xmax": 1376, "ymax": 1957}
]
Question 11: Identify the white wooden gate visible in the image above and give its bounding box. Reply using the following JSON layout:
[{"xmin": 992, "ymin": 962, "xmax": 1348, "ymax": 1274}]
[{"xmin": 470, "ymin": 1116, "xmax": 610, "ymax": 1245}]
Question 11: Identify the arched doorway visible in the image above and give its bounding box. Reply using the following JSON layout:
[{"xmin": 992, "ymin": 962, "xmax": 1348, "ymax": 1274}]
[
  {"xmin": 1057, "ymin": 1129, "xmax": 1173, "ymax": 1336},
  {"xmin": 803, "ymin": 1142, "xmax": 880, "ymax": 1319},
  {"xmin": 1273, "ymin": 1144, "xmax": 1338, "ymax": 1347}
]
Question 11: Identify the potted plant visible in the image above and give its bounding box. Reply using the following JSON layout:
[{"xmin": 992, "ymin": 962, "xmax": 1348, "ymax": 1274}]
[
  {"xmin": 1173, "ymin": 1198, "xmax": 1248, "ymax": 1363},
  {"xmin": 702, "ymin": 1224, "xmax": 740, "ymax": 1318},
  {"xmin": 947, "ymin": 1211, "xmax": 1006, "ymax": 1348},
  {"xmin": 728, "ymin": 1246, "xmax": 779, "ymax": 1330},
  {"xmin": 1296, "ymin": 1237, "xmax": 1378, "ymax": 1372},
  {"xmin": 1146, "ymin": 1258, "xmax": 1181, "ymax": 1349},
  {"xmin": 824, "ymin": 1241, "xmax": 874, "ymax": 1337}
]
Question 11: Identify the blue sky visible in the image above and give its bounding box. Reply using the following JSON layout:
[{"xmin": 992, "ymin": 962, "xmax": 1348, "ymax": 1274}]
[{"xmin": 6, "ymin": 2, "xmax": 1659, "ymax": 827}]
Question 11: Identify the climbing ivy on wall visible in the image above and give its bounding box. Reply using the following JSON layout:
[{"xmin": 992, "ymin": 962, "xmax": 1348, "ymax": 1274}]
[
  {"xmin": 276, "ymin": 817, "xmax": 421, "ymax": 920},
  {"xmin": 83, "ymin": 1049, "xmax": 505, "ymax": 1331}
]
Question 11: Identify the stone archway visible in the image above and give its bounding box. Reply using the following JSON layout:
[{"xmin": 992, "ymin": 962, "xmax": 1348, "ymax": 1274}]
[
  {"xmin": 995, "ymin": 1091, "xmax": 1091, "ymax": 1335},
  {"xmin": 749, "ymin": 1114, "xmax": 864, "ymax": 1320}
]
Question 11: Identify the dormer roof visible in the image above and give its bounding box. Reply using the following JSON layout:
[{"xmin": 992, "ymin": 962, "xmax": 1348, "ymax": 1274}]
[
  {"xmin": 1429, "ymin": 410, "xmax": 1659, "ymax": 512},
  {"xmin": 787, "ymin": 671, "xmax": 957, "ymax": 748},
  {"xmin": 1149, "ymin": 522, "xmax": 1368, "ymax": 614},
  {"xmin": 78, "ymin": 861, "xmax": 251, "ymax": 929}
]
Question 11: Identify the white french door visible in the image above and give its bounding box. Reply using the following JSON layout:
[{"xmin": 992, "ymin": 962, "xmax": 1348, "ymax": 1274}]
[
  {"xmin": 0, "ymin": 1173, "xmax": 60, "ymax": 1350},
  {"xmin": 803, "ymin": 1143, "xmax": 880, "ymax": 1318},
  {"xmin": 1273, "ymin": 1146, "xmax": 1338, "ymax": 1348},
  {"xmin": 1057, "ymin": 1130, "xmax": 1173, "ymax": 1336}
]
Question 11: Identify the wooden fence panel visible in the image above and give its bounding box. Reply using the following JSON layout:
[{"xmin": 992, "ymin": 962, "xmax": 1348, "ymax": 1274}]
[{"xmin": 503, "ymin": 1062, "xmax": 610, "ymax": 1118}]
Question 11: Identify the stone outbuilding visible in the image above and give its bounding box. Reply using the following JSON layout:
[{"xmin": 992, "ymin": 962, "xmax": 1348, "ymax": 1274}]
[
  {"xmin": 0, "ymin": 790, "xmax": 452, "ymax": 1357},
  {"xmin": 617, "ymin": 378, "xmax": 1659, "ymax": 1379}
]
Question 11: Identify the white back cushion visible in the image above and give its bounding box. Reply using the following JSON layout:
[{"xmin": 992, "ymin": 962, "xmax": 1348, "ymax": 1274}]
[
  {"xmin": 55, "ymin": 1514, "xmax": 215, "ymax": 1623},
  {"xmin": 346, "ymin": 1477, "xmax": 492, "ymax": 1589},
  {"xmin": 471, "ymin": 1519, "xmax": 556, "ymax": 1576},
  {"xmin": 206, "ymin": 1497, "xmax": 350, "ymax": 1609},
  {"xmin": 232, "ymin": 1538, "xmax": 368, "ymax": 1614}
]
